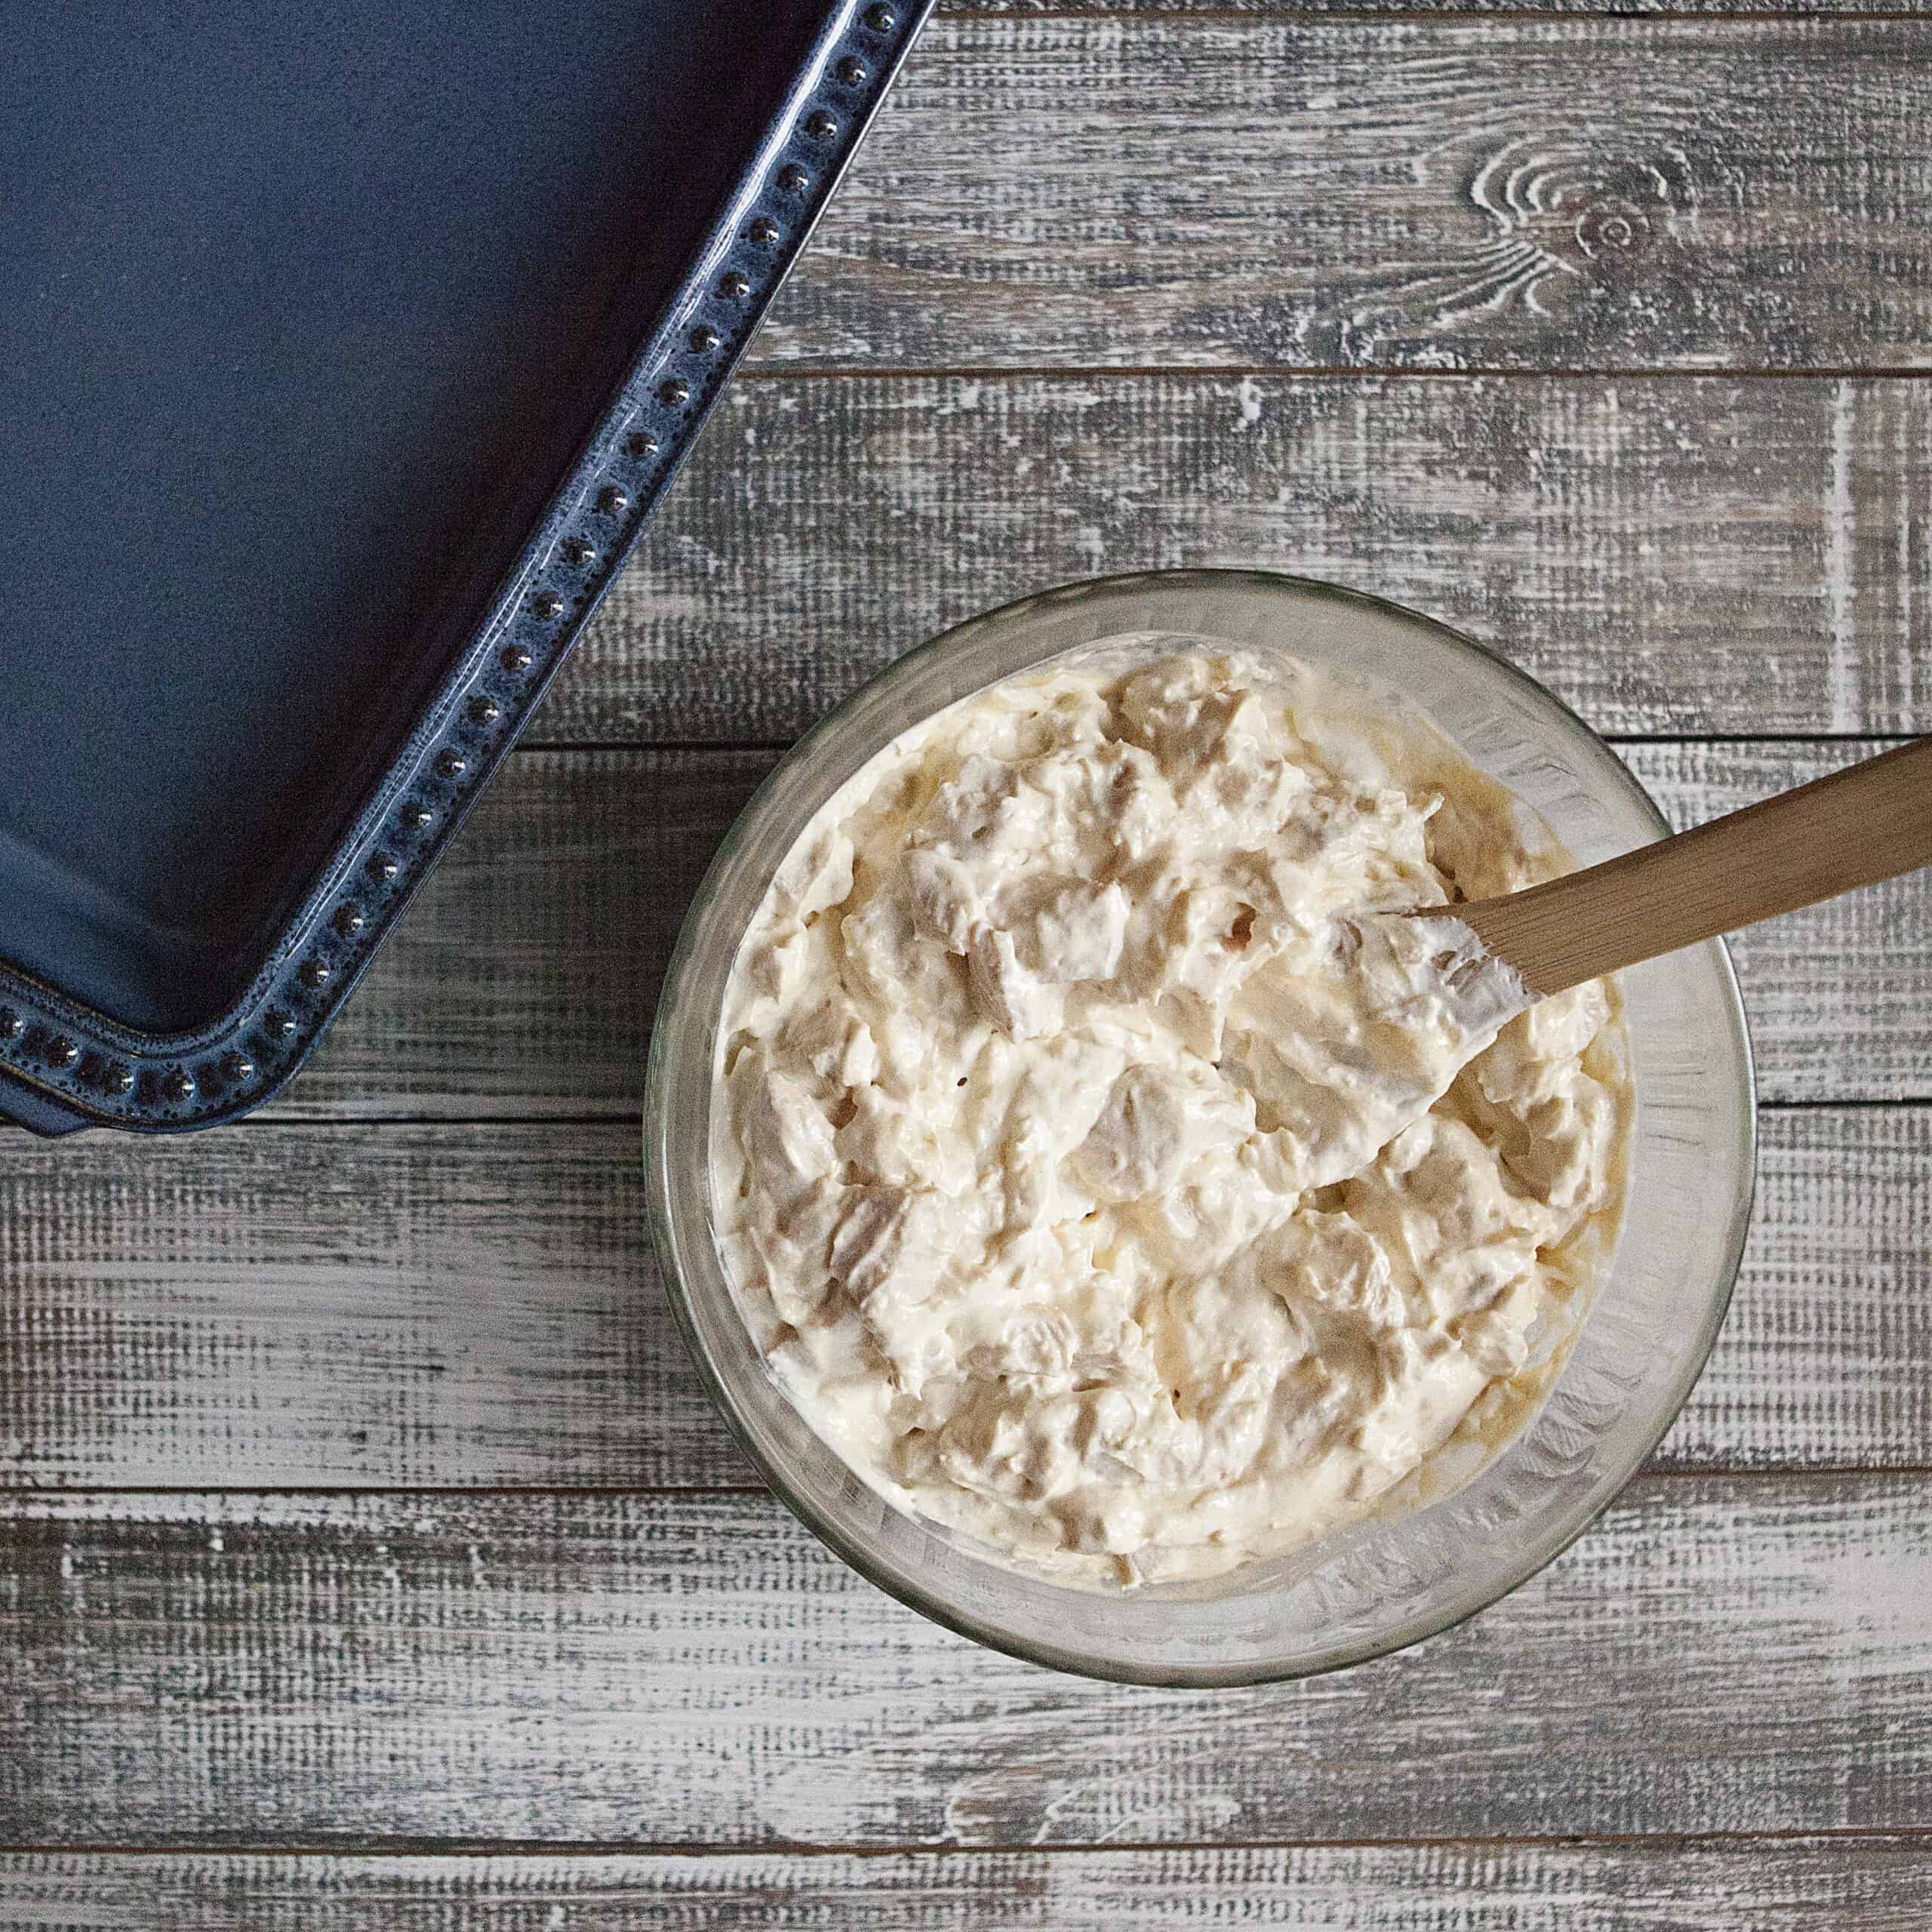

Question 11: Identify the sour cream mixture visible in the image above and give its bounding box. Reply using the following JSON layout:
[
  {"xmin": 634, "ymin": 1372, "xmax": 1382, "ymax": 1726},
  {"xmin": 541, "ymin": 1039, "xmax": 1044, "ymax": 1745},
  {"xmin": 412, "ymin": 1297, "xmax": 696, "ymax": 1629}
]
[{"xmin": 712, "ymin": 647, "xmax": 1629, "ymax": 1587}]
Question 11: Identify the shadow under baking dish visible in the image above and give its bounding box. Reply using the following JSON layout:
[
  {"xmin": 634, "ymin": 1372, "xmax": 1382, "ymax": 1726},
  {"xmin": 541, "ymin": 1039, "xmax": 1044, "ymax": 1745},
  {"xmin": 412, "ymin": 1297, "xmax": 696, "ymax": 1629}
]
[{"xmin": 646, "ymin": 568, "xmax": 1758, "ymax": 1685}]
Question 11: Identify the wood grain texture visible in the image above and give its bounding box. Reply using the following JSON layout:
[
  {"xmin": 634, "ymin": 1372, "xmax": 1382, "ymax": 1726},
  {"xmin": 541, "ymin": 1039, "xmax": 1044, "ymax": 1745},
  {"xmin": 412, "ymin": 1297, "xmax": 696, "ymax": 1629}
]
[
  {"xmin": 1, "ymin": 1478, "xmax": 1927, "ymax": 1846},
  {"xmin": 552, "ymin": 375, "xmax": 1932, "ymax": 744},
  {"xmin": 254, "ymin": 740, "xmax": 1930, "ymax": 1121},
  {"xmin": 3, "ymin": 1839, "xmax": 1927, "ymax": 1930},
  {"xmin": 1674, "ymin": 1106, "xmax": 1932, "ymax": 1473},
  {"xmin": 746, "ymin": 18, "xmax": 1932, "ymax": 374},
  {"xmin": 948, "ymin": 2, "xmax": 1930, "ymax": 14},
  {"xmin": 1633, "ymin": 741, "xmax": 1932, "ymax": 1101},
  {"xmin": 0, "ymin": 1124, "xmax": 706, "ymax": 1492},
  {"xmin": 269, "ymin": 749, "xmax": 769, "ymax": 1120},
  {"xmin": 1, "ymin": 1110, "xmax": 1925, "ymax": 1491}
]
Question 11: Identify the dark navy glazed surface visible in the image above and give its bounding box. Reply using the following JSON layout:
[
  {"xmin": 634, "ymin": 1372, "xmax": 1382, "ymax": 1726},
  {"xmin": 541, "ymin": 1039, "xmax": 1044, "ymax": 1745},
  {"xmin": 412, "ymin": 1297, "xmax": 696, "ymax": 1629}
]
[{"xmin": 0, "ymin": 0, "xmax": 929, "ymax": 1133}]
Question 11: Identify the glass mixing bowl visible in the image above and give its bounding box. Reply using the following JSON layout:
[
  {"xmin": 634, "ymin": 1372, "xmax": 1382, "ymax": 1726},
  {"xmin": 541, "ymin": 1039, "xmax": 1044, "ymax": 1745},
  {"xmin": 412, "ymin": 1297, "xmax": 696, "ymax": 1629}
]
[{"xmin": 645, "ymin": 569, "xmax": 1756, "ymax": 1685}]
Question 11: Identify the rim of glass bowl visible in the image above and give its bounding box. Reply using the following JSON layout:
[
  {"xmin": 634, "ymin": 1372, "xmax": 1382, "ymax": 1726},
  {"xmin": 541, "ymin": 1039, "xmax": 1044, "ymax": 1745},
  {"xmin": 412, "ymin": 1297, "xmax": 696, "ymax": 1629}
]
[{"xmin": 645, "ymin": 567, "xmax": 1758, "ymax": 1686}]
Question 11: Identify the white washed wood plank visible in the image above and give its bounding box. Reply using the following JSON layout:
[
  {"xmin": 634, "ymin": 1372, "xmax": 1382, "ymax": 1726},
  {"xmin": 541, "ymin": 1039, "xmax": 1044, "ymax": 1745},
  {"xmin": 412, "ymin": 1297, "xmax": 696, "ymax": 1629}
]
[
  {"xmin": 1624, "ymin": 740, "xmax": 1932, "ymax": 1102},
  {"xmin": 947, "ymin": 1, "xmax": 1930, "ymax": 11},
  {"xmin": 953, "ymin": 1, "xmax": 1932, "ymax": 9},
  {"xmin": 2, "ymin": 1839, "xmax": 1927, "ymax": 1930},
  {"xmin": 267, "ymin": 749, "xmax": 768, "ymax": 1120},
  {"xmin": 749, "ymin": 19, "xmax": 1932, "ymax": 374},
  {"xmin": 555, "ymin": 375, "xmax": 1931, "ymax": 744},
  {"xmin": 0, "ymin": 1478, "xmax": 1925, "ymax": 1844},
  {"xmin": 0, "ymin": 1112, "xmax": 1924, "ymax": 1491},
  {"xmin": 265, "ymin": 741, "xmax": 1929, "ymax": 1120},
  {"xmin": 0, "ymin": 1124, "xmax": 715, "ymax": 1491},
  {"xmin": 1660, "ymin": 1106, "xmax": 1932, "ymax": 1473}
]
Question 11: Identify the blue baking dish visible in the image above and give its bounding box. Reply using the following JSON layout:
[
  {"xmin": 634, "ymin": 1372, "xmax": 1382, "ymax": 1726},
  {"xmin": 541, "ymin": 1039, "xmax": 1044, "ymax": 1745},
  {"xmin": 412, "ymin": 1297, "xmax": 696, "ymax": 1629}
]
[{"xmin": 0, "ymin": 1, "xmax": 929, "ymax": 1135}]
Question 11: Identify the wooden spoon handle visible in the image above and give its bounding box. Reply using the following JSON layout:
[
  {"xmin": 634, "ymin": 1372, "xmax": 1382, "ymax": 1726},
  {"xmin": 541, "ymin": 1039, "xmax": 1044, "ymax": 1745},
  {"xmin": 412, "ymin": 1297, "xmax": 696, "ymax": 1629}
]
[{"xmin": 1457, "ymin": 737, "xmax": 1932, "ymax": 997}]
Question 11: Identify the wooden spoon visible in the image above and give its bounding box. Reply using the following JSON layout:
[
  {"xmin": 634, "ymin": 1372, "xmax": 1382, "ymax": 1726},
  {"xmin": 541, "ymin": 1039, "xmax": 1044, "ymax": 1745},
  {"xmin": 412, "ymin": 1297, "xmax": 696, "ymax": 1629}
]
[{"xmin": 1444, "ymin": 737, "xmax": 1932, "ymax": 998}]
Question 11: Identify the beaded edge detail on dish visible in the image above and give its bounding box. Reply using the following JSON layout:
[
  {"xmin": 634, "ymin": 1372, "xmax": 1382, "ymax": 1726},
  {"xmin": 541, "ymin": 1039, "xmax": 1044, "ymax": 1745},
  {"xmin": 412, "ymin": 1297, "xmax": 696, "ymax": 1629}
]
[{"xmin": 0, "ymin": 1, "xmax": 928, "ymax": 1131}]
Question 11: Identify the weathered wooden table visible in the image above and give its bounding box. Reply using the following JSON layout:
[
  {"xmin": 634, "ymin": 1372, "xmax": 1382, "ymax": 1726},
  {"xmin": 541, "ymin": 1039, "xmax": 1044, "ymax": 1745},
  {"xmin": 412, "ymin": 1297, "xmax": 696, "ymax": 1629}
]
[{"xmin": 5, "ymin": 7, "xmax": 1930, "ymax": 1924}]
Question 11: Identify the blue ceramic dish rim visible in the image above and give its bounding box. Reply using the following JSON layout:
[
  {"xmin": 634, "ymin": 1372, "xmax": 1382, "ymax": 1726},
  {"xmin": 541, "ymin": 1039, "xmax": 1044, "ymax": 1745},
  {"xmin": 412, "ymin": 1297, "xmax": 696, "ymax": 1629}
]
[{"xmin": 0, "ymin": 0, "xmax": 933, "ymax": 1136}]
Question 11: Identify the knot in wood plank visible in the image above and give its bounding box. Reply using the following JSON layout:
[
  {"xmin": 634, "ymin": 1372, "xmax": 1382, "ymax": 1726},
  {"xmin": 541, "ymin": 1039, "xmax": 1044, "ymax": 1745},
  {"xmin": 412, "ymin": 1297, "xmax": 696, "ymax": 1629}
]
[{"xmin": 1466, "ymin": 133, "xmax": 1705, "ymax": 299}]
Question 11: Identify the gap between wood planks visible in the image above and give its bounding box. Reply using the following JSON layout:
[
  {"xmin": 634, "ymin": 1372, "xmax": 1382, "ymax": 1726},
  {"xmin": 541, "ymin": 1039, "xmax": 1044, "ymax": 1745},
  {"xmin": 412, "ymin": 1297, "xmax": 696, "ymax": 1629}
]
[
  {"xmin": 738, "ymin": 365, "xmax": 1932, "ymax": 383},
  {"xmin": 8, "ymin": 1463, "xmax": 1927, "ymax": 1496},
  {"xmin": 7, "ymin": 1823, "xmax": 1932, "ymax": 1860},
  {"xmin": 938, "ymin": 8, "xmax": 1932, "ymax": 22},
  {"xmin": 511, "ymin": 734, "xmax": 1927, "ymax": 754},
  {"xmin": 4, "ymin": 1105, "xmax": 1916, "ymax": 1128}
]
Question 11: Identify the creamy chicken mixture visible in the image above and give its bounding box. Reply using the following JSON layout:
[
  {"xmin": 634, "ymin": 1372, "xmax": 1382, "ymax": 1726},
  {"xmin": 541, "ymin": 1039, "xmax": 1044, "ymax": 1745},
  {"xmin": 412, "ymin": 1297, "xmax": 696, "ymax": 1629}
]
[{"xmin": 711, "ymin": 646, "xmax": 1629, "ymax": 1587}]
